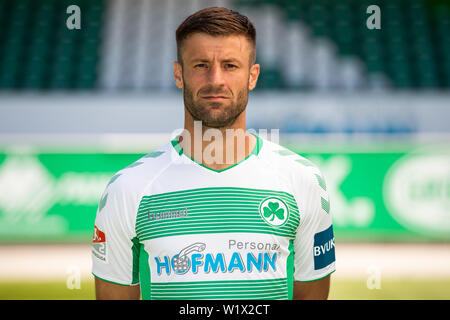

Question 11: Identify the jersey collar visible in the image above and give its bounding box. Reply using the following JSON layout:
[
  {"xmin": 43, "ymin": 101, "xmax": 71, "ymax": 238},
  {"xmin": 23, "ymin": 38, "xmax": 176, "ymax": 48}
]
[{"xmin": 170, "ymin": 132, "xmax": 263, "ymax": 173}]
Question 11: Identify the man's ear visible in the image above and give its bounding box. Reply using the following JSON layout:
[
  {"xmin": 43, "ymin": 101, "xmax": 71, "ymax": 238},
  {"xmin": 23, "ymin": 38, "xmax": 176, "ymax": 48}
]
[
  {"xmin": 174, "ymin": 61, "xmax": 183, "ymax": 89},
  {"xmin": 248, "ymin": 63, "xmax": 260, "ymax": 91}
]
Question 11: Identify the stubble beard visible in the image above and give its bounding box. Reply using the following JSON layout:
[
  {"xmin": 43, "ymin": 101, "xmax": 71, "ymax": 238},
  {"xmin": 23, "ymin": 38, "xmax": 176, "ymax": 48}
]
[{"xmin": 183, "ymin": 79, "xmax": 249, "ymax": 129}]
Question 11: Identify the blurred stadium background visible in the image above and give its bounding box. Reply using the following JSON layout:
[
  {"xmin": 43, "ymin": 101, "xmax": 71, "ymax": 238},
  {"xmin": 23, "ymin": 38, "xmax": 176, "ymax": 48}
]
[{"xmin": 0, "ymin": 0, "xmax": 449, "ymax": 299}]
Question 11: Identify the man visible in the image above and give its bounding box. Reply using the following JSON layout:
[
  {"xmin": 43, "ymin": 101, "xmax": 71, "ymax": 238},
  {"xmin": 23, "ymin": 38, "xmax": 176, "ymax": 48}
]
[{"xmin": 92, "ymin": 6, "xmax": 335, "ymax": 300}]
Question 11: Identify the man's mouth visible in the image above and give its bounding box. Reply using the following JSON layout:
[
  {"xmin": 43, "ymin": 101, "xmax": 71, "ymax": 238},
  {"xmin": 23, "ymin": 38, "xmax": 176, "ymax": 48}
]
[{"xmin": 201, "ymin": 96, "xmax": 229, "ymax": 101}]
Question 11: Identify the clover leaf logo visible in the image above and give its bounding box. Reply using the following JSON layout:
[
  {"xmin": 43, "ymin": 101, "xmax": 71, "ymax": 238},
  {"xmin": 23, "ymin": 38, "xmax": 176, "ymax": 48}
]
[
  {"xmin": 263, "ymin": 201, "xmax": 285, "ymax": 221},
  {"xmin": 259, "ymin": 197, "xmax": 289, "ymax": 227}
]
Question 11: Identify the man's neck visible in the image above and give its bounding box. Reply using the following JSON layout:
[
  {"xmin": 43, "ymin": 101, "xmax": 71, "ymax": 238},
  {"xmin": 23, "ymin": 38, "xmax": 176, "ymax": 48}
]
[{"xmin": 178, "ymin": 123, "xmax": 257, "ymax": 171}]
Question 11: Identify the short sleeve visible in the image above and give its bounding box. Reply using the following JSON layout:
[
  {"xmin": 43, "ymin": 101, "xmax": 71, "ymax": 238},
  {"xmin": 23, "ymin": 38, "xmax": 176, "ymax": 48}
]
[
  {"xmin": 91, "ymin": 176, "xmax": 140, "ymax": 286},
  {"xmin": 293, "ymin": 169, "xmax": 336, "ymax": 282}
]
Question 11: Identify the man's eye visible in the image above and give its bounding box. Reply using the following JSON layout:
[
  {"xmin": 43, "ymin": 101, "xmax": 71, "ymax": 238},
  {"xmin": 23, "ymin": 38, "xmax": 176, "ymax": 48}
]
[
  {"xmin": 194, "ymin": 64, "xmax": 207, "ymax": 68},
  {"xmin": 225, "ymin": 64, "xmax": 237, "ymax": 69}
]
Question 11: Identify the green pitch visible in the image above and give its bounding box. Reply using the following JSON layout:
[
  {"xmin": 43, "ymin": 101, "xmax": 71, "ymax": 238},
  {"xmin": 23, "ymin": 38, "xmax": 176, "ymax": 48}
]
[{"xmin": 0, "ymin": 278, "xmax": 449, "ymax": 300}]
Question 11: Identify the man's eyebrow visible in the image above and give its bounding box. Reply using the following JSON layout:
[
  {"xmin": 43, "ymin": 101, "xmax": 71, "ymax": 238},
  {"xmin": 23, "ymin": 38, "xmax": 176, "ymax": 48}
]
[
  {"xmin": 190, "ymin": 58, "xmax": 210, "ymax": 63},
  {"xmin": 189, "ymin": 58, "xmax": 242, "ymax": 64},
  {"xmin": 222, "ymin": 58, "xmax": 241, "ymax": 64}
]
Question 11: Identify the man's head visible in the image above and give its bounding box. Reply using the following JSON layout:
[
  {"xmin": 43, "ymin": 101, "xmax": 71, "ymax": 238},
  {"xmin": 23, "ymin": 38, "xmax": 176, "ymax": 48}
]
[
  {"xmin": 174, "ymin": 7, "xmax": 260, "ymax": 128},
  {"xmin": 176, "ymin": 7, "xmax": 256, "ymax": 67}
]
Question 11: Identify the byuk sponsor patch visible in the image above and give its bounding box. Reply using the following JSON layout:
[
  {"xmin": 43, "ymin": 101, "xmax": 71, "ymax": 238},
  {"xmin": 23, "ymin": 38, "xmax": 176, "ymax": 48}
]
[
  {"xmin": 313, "ymin": 225, "xmax": 335, "ymax": 270},
  {"xmin": 92, "ymin": 225, "xmax": 107, "ymax": 263}
]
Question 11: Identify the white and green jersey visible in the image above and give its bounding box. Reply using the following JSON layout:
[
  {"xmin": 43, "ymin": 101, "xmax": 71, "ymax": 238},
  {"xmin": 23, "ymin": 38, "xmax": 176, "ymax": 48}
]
[{"xmin": 92, "ymin": 134, "xmax": 336, "ymax": 300}]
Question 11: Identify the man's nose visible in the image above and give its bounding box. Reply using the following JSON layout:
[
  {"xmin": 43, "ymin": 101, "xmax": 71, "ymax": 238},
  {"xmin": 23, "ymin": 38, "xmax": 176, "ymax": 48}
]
[{"xmin": 207, "ymin": 64, "xmax": 225, "ymax": 86}]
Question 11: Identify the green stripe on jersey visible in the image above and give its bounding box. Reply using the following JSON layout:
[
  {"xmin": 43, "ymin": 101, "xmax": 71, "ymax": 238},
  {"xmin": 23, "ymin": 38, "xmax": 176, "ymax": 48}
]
[
  {"xmin": 273, "ymin": 149, "xmax": 297, "ymax": 156},
  {"xmin": 131, "ymin": 237, "xmax": 140, "ymax": 285},
  {"xmin": 295, "ymin": 158, "xmax": 316, "ymax": 167},
  {"xmin": 315, "ymin": 173, "xmax": 327, "ymax": 191},
  {"xmin": 136, "ymin": 187, "xmax": 300, "ymax": 240},
  {"xmin": 150, "ymin": 278, "xmax": 288, "ymax": 300},
  {"xmin": 321, "ymin": 197, "xmax": 330, "ymax": 214}
]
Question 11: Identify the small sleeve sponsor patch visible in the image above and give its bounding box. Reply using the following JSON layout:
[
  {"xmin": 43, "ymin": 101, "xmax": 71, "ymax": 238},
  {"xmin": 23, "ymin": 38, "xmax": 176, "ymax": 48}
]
[
  {"xmin": 313, "ymin": 225, "xmax": 335, "ymax": 270},
  {"xmin": 92, "ymin": 225, "xmax": 107, "ymax": 263}
]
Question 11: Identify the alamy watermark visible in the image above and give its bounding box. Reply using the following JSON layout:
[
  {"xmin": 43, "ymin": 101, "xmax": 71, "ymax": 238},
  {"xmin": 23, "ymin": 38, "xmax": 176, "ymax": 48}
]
[
  {"xmin": 64, "ymin": 4, "xmax": 381, "ymax": 30},
  {"xmin": 169, "ymin": 122, "xmax": 279, "ymax": 166},
  {"xmin": 66, "ymin": 264, "xmax": 81, "ymax": 290},
  {"xmin": 366, "ymin": 5, "xmax": 381, "ymax": 30},
  {"xmin": 66, "ymin": 5, "xmax": 81, "ymax": 30},
  {"xmin": 366, "ymin": 265, "xmax": 382, "ymax": 290}
]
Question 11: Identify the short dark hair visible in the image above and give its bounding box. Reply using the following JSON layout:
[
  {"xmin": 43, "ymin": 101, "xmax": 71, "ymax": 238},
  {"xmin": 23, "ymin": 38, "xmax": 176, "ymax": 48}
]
[{"xmin": 175, "ymin": 7, "xmax": 256, "ymax": 66}]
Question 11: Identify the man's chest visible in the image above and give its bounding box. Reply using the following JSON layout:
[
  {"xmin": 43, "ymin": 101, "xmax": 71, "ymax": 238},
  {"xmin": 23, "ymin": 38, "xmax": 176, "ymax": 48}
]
[{"xmin": 135, "ymin": 186, "xmax": 301, "ymax": 241}]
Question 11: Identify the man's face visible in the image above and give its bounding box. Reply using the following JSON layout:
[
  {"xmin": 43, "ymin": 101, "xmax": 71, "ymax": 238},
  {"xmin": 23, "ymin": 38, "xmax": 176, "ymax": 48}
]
[{"xmin": 174, "ymin": 33, "xmax": 260, "ymax": 128}]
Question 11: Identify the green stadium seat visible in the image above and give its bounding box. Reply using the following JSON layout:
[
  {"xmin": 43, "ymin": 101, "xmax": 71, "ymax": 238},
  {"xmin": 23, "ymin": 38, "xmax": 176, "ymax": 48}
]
[
  {"xmin": 0, "ymin": 0, "xmax": 103, "ymax": 90},
  {"xmin": 1, "ymin": 0, "xmax": 448, "ymax": 90},
  {"xmin": 257, "ymin": 68, "xmax": 284, "ymax": 89}
]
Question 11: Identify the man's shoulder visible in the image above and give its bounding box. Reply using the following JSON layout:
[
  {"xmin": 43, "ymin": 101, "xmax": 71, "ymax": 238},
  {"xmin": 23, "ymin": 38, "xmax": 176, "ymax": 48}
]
[
  {"xmin": 104, "ymin": 141, "xmax": 175, "ymax": 194},
  {"xmin": 260, "ymin": 137, "xmax": 322, "ymax": 176},
  {"xmin": 260, "ymin": 138, "xmax": 329, "ymax": 213}
]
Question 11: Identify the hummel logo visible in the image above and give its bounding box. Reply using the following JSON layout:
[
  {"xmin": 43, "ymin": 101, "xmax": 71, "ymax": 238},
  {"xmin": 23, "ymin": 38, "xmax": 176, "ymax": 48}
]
[{"xmin": 148, "ymin": 207, "xmax": 188, "ymax": 221}]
